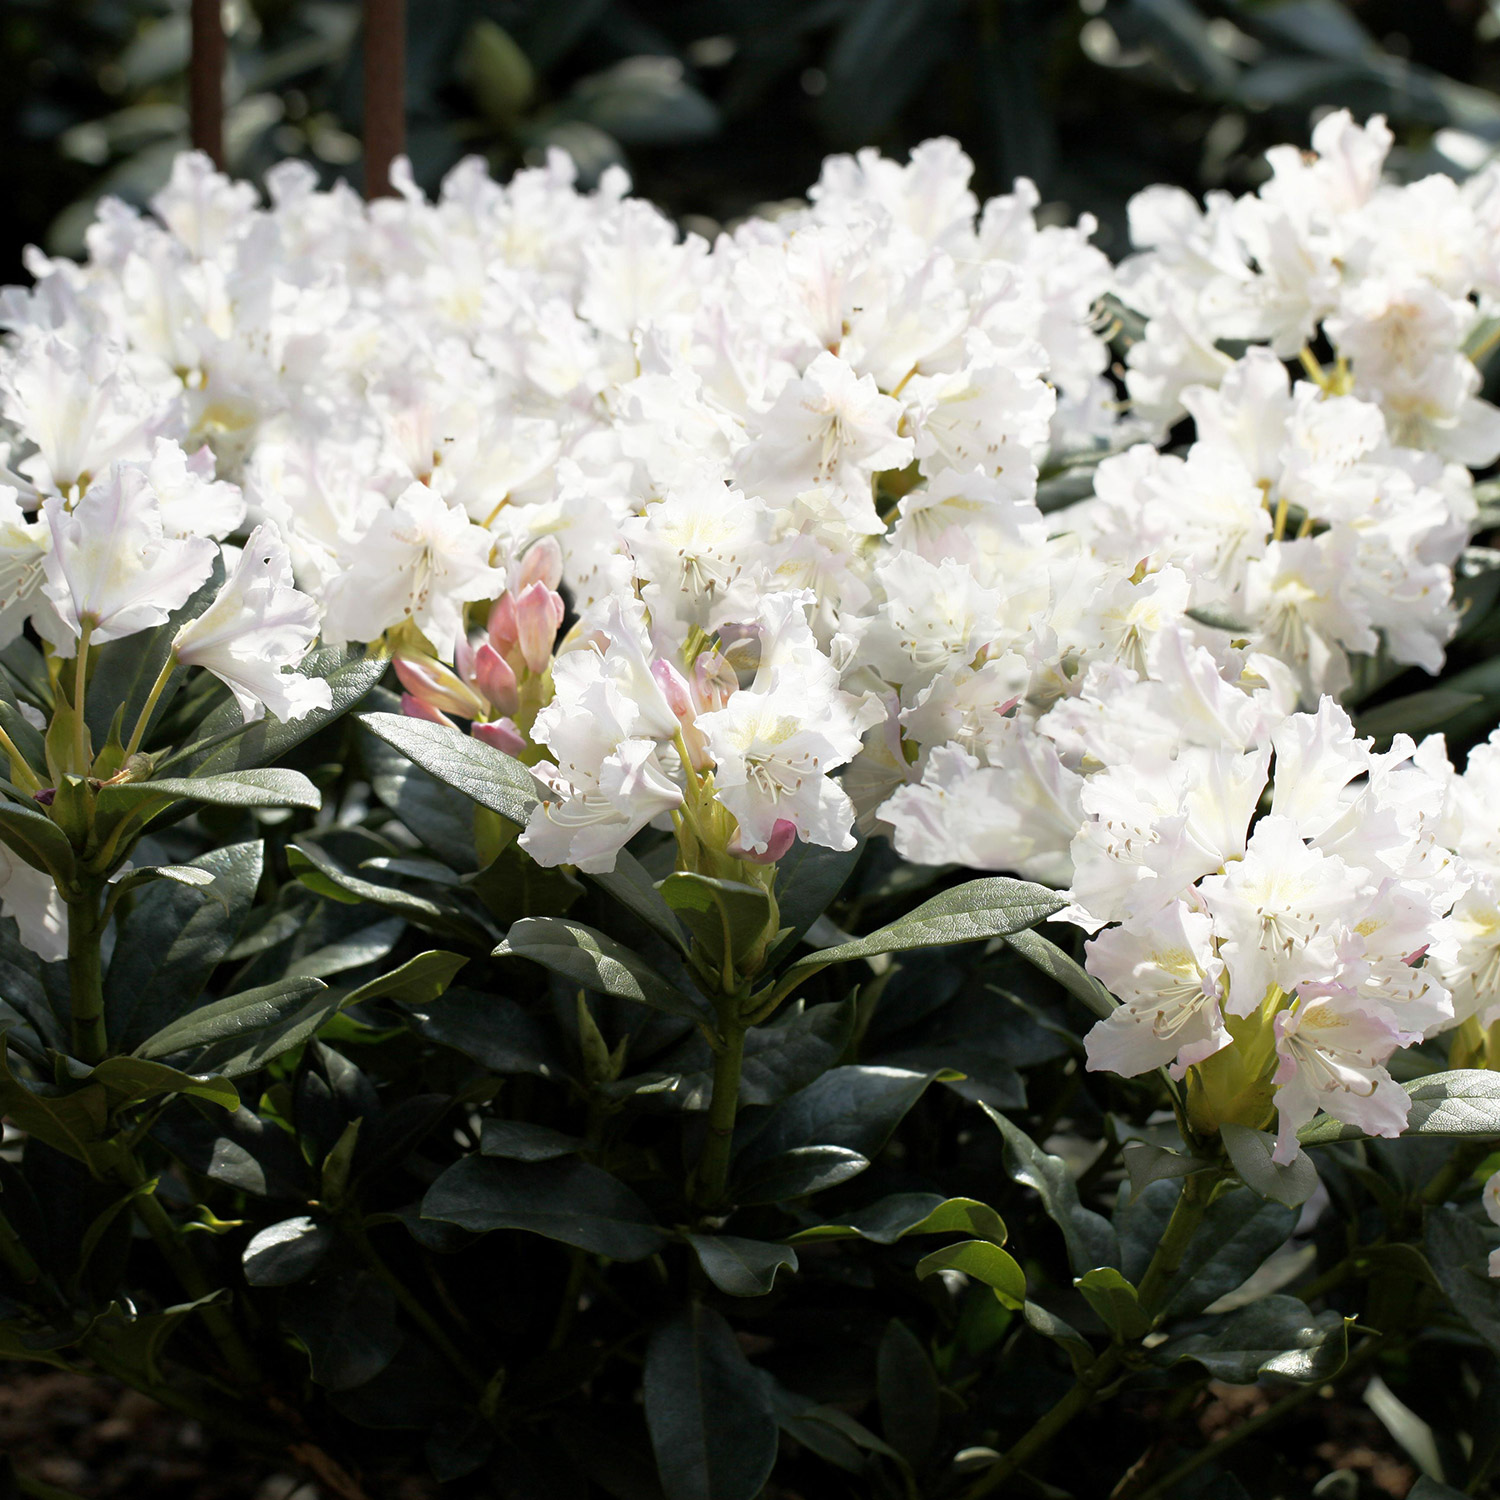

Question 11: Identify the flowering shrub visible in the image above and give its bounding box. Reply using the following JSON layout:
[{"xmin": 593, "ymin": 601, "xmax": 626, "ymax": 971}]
[{"xmin": 3, "ymin": 119, "xmax": 1500, "ymax": 1498}]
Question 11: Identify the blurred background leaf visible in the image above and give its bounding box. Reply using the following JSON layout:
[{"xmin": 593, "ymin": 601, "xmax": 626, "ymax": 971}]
[{"xmin": 4, "ymin": 0, "xmax": 1500, "ymax": 280}]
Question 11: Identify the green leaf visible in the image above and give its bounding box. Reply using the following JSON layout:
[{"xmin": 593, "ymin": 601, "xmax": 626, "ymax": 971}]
[
  {"xmin": 105, "ymin": 840, "xmax": 264, "ymax": 1050},
  {"xmin": 1356, "ymin": 686, "xmax": 1484, "ymax": 742},
  {"xmin": 133, "ymin": 975, "xmax": 333, "ymax": 1077},
  {"xmin": 1022, "ymin": 1301, "xmax": 1093, "ymax": 1375},
  {"xmin": 915, "ymin": 1239, "xmax": 1026, "ymax": 1309},
  {"xmin": 341, "ymin": 950, "xmax": 468, "ymax": 1009},
  {"xmin": 0, "ymin": 1040, "xmax": 107, "ymax": 1165},
  {"xmin": 737, "ymin": 1066, "xmax": 934, "ymax": 1170},
  {"xmin": 421, "ymin": 1156, "xmax": 668, "ymax": 1261},
  {"xmin": 1155, "ymin": 1187, "xmax": 1298, "ymax": 1322},
  {"xmin": 0, "ymin": 803, "xmax": 76, "ymax": 883},
  {"xmin": 569, "ymin": 56, "xmax": 720, "ymax": 146},
  {"xmin": 776, "ymin": 877, "xmax": 1066, "ymax": 994},
  {"xmin": 107, "ymin": 864, "xmax": 217, "ymax": 900},
  {"xmin": 496, "ymin": 917, "xmax": 706, "ymax": 1021},
  {"xmin": 281, "ymin": 1270, "xmax": 398, "ymax": 1391},
  {"xmin": 684, "ymin": 1234, "xmax": 798, "ymax": 1297},
  {"xmin": 479, "ymin": 1119, "xmax": 582, "ymax": 1161},
  {"xmin": 1074, "ymin": 1266, "xmax": 1149, "ymax": 1340},
  {"xmin": 1425, "ymin": 1206, "xmax": 1500, "ymax": 1358},
  {"xmin": 1221, "ymin": 1124, "xmax": 1319, "ymax": 1207},
  {"xmin": 242, "ymin": 1214, "xmax": 335, "ymax": 1287},
  {"xmin": 1155, "ymin": 1295, "xmax": 1351, "ymax": 1385},
  {"xmin": 764, "ymin": 836, "xmax": 864, "ymax": 968},
  {"xmin": 461, "ymin": 18, "xmax": 536, "ymax": 126},
  {"xmin": 981, "ymin": 1103, "xmax": 1118, "ymax": 1275},
  {"xmin": 660, "ymin": 872, "xmax": 774, "ymax": 971},
  {"xmin": 587, "ymin": 849, "xmax": 688, "ymax": 952},
  {"xmin": 172, "ymin": 646, "xmax": 386, "ymax": 777},
  {"xmin": 877, "ymin": 1319, "xmax": 939, "ymax": 1467},
  {"xmin": 1002, "ymin": 928, "xmax": 1116, "ymax": 1021},
  {"xmin": 1123, "ymin": 1143, "xmax": 1212, "ymax": 1199},
  {"xmin": 356, "ymin": 711, "xmax": 540, "ymax": 827},
  {"xmin": 288, "ymin": 841, "xmax": 493, "ymax": 945},
  {"xmin": 1301, "ymin": 1070, "xmax": 1500, "ymax": 1144},
  {"xmin": 790, "ymin": 1193, "xmax": 983, "ymax": 1244},
  {"xmin": 734, "ymin": 1146, "xmax": 870, "ymax": 1205},
  {"xmin": 643, "ymin": 1303, "xmax": 777, "ymax": 1500},
  {"xmin": 85, "ymin": 1056, "xmax": 237, "ymax": 1111},
  {"xmin": 96, "ymin": 767, "xmax": 321, "ymax": 818}
]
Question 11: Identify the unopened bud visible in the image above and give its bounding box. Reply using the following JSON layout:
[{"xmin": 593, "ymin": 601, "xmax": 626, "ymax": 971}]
[
  {"xmin": 473, "ymin": 641, "xmax": 520, "ymax": 716},
  {"xmin": 518, "ymin": 535, "xmax": 564, "ymax": 593},
  {"xmin": 401, "ymin": 691, "xmax": 454, "ymax": 727},
  {"xmin": 472, "ymin": 717, "xmax": 526, "ymax": 756},
  {"xmin": 488, "ymin": 592, "xmax": 519, "ymax": 652},
  {"xmin": 731, "ymin": 818, "xmax": 798, "ymax": 865},
  {"xmin": 394, "ymin": 655, "xmax": 483, "ymax": 719},
  {"xmin": 515, "ymin": 582, "xmax": 566, "ymax": 675},
  {"xmin": 651, "ymin": 658, "xmax": 695, "ymax": 721}
]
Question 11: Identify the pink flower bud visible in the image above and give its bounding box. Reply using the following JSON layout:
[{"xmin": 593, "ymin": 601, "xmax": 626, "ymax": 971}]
[
  {"xmin": 472, "ymin": 718, "xmax": 526, "ymax": 756},
  {"xmin": 731, "ymin": 818, "xmax": 798, "ymax": 865},
  {"xmin": 454, "ymin": 633, "xmax": 475, "ymax": 682},
  {"xmin": 515, "ymin": 582, "xmax": 566, "ymax": 675},
  {"xmin": 401, "ymin": 691, "xmax": 454, "ymax": 727},
  {"xmin": 518, "ymin": 535, "xmax": 563, "ymax": 593},
  {"xmin": 651, "ymin": 658, "xmax": 695, "ymax": 722},
  {"xmin": 473, "ymin": 641, "xmax": 520, "ymax": 716},
  {"xmin": 394, "ymin": 655, "xmax": 483, "ymax": 718},
  {"xmin": 488, "ymin": 592, "xmax": 519, "ymax": 652}
]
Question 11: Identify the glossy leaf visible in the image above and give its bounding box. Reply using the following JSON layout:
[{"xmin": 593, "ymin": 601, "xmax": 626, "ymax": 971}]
[
  {"xmin": 242, "ymin": 1214, "xmax": 335, "ymax": 1287},
  {"xmin": 134, "ymin": 975, "xmax": 334, "ymax": 1077},
  {"xmin": 643, "ymin": 1304, "xmax": 778, "ymax": 1500},
  {"xmin": 876, "ymin": 1319, "xmax": 939, "ymax": 1467},
  {"xmin": 915, "ymin": 1239, "xmax": 1026, "ymax": 1309},
  {"xmin": 97, "ymin": 767, "xmax": 321, "ymax": 816},
  {"xmin": 421, "ymin": 1156, "xmax": 668, "ymax": 1261},
  {"xmin": 1074, "ymin": 1267, "xmax": 1149, "ymax": 1340},
  {"xmin": 685, "ymin": 1234, "xmax": 798, "ymax": 1297},
  {"xmin": 1301, "ymin": 1070, "xmax": 1500, "ymax": 1144},
  {"xmin": 733, "ymin": 1145, "xmax": 870, "ymax": 1205},
  {"xmin": 1155, "ymin": 1294, "xmax": 1351, "ymax": 1385},
  {"xmin": 1221, "ymin": 1123, "xmax": 1320, "ymax": 1208},
  {"xmin": 496, "ymin": 917, "xmax": 706, "ymax": 1021}
]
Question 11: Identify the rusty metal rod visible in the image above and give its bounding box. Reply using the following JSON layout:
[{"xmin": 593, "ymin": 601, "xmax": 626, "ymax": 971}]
[
  {"xmin": 189, "ymin": 0, "xmax": 226, "ymax": 168},
  {"xmin": 363, "ymin": 0, "xmax": 406, "ymax": 198}
]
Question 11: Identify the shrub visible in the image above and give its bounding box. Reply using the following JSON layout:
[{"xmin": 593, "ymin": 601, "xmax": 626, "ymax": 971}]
[{"xmin": 3, "ymin": 120, "xmax": 1500, "ymax": 1499}]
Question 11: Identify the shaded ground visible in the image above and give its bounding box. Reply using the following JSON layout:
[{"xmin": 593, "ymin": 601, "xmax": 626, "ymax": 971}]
[{"xmin": 3, "ymin": 1363, "xmax": 1420, "ymax": 1498}]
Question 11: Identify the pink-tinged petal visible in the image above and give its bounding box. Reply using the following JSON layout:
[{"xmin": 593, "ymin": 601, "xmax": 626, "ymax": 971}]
[
  {"xmin": 473, "ymin": 641, "xmax": 520, "ymax": 716},
  {"xmin": 393, "ymin": 655, "xmax": 483, "ymax": 718},
  {"xmin": 518, "ymin": 535, "xmax": 563, "ymax": 592},
  {"xmin": 488, "ymin": 592, "xmax": 518, "ymax": 652},
  {"xmin": 400, "ymin": 692, "xmax": 454, "ymax": 727},
  {"xmin": 731, "ymin": 818, "xmax": 798, "ymax": 865},
  {"xmin": 651, "ymin": 658, "xmax": 695, "ymax": 722},
  {"xmin": 514, "ymin": 582, "xmax": 565, "ymax": 674},
  {"xmin": 472, "ymin": 718, "xmax": 526, "ymax": 756}
]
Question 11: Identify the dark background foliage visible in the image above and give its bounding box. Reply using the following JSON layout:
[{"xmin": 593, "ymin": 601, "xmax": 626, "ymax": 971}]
[{"xmin": 5, "ymin": 0, "xmax": 1500, "ymax": 289}]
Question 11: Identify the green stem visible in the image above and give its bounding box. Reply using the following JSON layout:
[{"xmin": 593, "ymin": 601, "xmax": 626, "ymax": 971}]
[
  {"xmin": 0, "ymin": 1203, "xmax": 41, "ymax": 1287},
  {"xmin": 350, "ymin": 1222, "xmax": 485, "ymax": 1391},
  {"xmin": 1420, "ymin": 1138, "xmax": 1494, "ymax": 1207},
  {"xmin": 693, "ymin": 1018, "xmax": 746, "ymax": 1213},
  {"xmin": 1130, "ymin": 1336, "xmax": 1384, "ymax": 1500},
  {"xmin": 122, "ymin": 652, "xmax": 178, "ymax": 761},
  {"xmin": 72, "ymin": 620, "xmax": 93, "ymax": 773},
  {"xmin": 66, "ymin": 877, "xmax": 107, "ymax": 1065},
  {"xmin": 963, "ymin": 1346, "xmax": 1124, "ymax": 1499},
  {"xmin": 129, "ymin": 1174, "xmax": 260, "ymax": 1388},
  {"xmin": 1136, "ymin": 1169, "xmax": 1220, "ymax": 1318},
  {"xmin": 0, "ymin": 723, "xmax": 42, "ymax": 793}
]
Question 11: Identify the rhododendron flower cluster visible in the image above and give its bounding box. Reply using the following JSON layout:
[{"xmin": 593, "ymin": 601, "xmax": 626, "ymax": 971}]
[{"xmin": 2, "ymin": 112, "xmax": 1500, "ymax": 1156}]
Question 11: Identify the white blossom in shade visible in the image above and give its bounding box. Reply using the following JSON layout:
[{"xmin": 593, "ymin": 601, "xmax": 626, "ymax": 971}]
[
  {"xmin": 0, "ymin": 843, "xmax": 68, "ymax": 963},
  {"xmin": 41, "ymin": 463, "xmax": 217, "ymax": 651},
  {"xmin": 173, "ymin": 524, "xmax": 332, "ymax": 724},
  {"xmin": 0, "ymin": 486, "xmax": 53, "ymax": 648},
  {"xmin": 321, "ymin": 483, "xmax": 505, "ymax": 660},
  {"xmin": 879, "ymin": 732, "xmax": 1084, "ymax": 885},
  {"xmin": 736, "ymin": 350, "xmax": 912, "ymax": 526},
  {"xmin": 1268, "ymin": 990, "xmax": 1412, "ymax": 1163},
  {"xmin": 1082, "ymin": 906, "xmax": 1229, "ymax": 1079}
]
